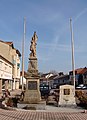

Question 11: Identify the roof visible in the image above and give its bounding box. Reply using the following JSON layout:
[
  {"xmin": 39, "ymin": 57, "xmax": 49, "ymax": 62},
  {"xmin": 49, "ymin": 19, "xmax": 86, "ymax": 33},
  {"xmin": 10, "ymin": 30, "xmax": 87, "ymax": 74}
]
[
  {"xmin": 79, "ymin": 67, "xmax": 87, "ymax": 74},
  {"xmin": 5, "ymin": 42, "xmax": 14, "ymax": 48},
  {"xmin": 4, "ymin": 41, "xmax": 13, "ymax": 45},
  {"xmin": 40, "ymin": 73, "xmax": 54, "ymax": 78},
  {"xmin": 0, "ymin": 40, "xmax": 14, "ymax": 48},
  {"xmin": 48, "ymin": 75, "xmax": 58, "ymax": 80},
  {"xmin": 41, "ymin": 73, "xmax": 50, "ymax": 78},
  {"xmin": 0, "ymin": 40, "xmax": 21, "ymax": 56},
  {"xmin": 75, "ymin": 68, "xmax": 83, "ymax": 74},
  {"xmin": 70, "ymin": 67, "xmax": 87, "ymax": 74},
  {"xmin": 53, "ymin": 74, "xmax": 69, "ymax": 80}
]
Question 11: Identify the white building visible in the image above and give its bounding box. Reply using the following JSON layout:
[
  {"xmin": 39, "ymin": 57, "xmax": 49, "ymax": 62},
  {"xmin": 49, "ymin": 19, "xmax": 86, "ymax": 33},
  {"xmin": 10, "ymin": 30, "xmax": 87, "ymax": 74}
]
[
  {"xmin": 0, "ymin": 55, "xmax": 13, "ymax": 93},
  {"xmin": 0, "ymin": 40, "xmax": 21, "ymax": 92}
]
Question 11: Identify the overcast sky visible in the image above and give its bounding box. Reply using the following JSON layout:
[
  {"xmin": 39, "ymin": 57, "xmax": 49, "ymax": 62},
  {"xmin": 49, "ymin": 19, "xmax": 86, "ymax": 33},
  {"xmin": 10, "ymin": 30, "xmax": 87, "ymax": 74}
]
[{"xmin": 0, "ymin": 0, "xmax": 87, "ymax": 74}]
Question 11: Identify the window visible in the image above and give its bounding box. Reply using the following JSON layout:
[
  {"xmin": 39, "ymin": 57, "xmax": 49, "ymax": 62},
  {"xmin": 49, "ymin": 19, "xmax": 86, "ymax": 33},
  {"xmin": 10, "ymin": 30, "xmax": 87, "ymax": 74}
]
[{"xmin": 17, "ymin": 63, "xmax": 20, "ymax": 69}]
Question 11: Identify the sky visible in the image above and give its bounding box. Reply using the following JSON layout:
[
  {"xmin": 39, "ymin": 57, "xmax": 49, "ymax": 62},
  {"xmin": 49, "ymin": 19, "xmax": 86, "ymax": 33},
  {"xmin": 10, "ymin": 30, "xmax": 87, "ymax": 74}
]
[{"xmin": 0, "ymin": 0, "xmax": 87, "ymax": 74}]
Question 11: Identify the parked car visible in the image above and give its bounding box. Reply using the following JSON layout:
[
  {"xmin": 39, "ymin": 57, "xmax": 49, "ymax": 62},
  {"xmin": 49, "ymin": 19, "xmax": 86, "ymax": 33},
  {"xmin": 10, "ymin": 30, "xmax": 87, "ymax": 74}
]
[
  {"xmin": 76, "ymin": 84, "xmax": 87, "ymax": 89},
  {"xmin": 40, "ymin": 84, "xmax": 50, "ymax": 98}
]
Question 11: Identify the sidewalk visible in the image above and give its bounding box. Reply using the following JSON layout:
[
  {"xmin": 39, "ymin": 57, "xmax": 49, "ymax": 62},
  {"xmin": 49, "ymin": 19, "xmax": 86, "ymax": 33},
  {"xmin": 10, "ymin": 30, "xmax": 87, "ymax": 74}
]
[
  {"xmin": 17, "ymin": 104, "xmax": 86, "ymax": 113},
  {"xmin": 45, "ymin": 105, "xmax": 85, "ymax": 113}
]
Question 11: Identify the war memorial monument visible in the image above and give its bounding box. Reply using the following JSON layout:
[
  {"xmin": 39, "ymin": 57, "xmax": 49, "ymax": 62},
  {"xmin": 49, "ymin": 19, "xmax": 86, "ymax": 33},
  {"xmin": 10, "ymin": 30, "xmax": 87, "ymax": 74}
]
[{"xmin": 24, "ymin": 32, "xmax": 41, "ymax": 104}]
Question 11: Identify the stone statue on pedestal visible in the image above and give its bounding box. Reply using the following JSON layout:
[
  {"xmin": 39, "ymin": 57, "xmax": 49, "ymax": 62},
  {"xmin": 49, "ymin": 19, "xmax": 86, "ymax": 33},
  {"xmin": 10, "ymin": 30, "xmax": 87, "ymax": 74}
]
[
  {"xmin": 24, "ymin": 32, "xmax": 41, "ymax": 104},
  {"xmin": 27, "ymin": 32, "xmax": 38, "ymax": 76},
  {"xmin": 30, "ymin": 32, "xmax": 38, "ymax": 58}
]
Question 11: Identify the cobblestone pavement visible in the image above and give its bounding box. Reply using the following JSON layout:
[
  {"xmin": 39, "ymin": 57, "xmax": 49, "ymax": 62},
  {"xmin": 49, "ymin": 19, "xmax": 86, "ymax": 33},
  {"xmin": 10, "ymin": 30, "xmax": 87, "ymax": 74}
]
[{"xmin": 0, "ymin": 109, "xmax": 87, "ymax": 120}]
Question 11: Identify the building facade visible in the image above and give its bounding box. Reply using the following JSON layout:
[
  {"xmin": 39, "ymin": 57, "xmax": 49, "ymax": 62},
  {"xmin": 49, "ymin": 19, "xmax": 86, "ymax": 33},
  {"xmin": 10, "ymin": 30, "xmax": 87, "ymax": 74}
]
[
  {"xmin": 49, "ymin": 74, "xmax": 69, "ymax": 89},
  {"xmin": 12, "ymin": 49, "xmax": 21, "ymax": 89},
  {"xmin": 0, "ymin": 55, "xmax": 13, "ymax": 93},
  {"xmin": 40, "ymin": 72, "xmax": 69, "ymax": 89},
  {"xmin": 69, "ymin": 67, "xmax": 87, "ymax": 86},
  {"xmin": 0, "ymin": 40, "xmax": 21, "ymax": 92}
]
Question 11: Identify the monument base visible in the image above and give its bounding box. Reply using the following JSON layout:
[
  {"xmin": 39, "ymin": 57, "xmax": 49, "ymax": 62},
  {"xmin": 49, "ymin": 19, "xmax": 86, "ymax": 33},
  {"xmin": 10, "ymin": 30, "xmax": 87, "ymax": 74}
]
[
  {"xmin": 18, "ymin": 101, "xmax": 46, "ymax": 110},
  {"xmin": 24, "ymin": 90, "xmax": 41, "ymax": 104},
  {"xmin": 23, "ymin": 76, "xmax": 41, "ymax": 104}
]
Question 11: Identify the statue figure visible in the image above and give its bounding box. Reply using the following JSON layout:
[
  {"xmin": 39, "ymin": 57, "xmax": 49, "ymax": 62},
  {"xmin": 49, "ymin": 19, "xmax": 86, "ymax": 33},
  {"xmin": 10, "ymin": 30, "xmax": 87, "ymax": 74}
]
[{"xmin": 30, "ymin": 32, "xmax": 38, "ymax": 57}]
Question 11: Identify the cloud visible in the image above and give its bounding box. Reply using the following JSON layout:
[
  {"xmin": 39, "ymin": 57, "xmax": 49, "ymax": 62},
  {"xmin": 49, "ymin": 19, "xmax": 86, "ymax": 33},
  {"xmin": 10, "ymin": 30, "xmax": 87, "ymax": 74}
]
[
  {"xmin": 38, "ymin": 42, "xmax": 70, "ymax": 51},
  {"xmin": 37, "ymin": 39, "xmax": 87, "ymax": 62},
  {"xmin": 74, "ymin": 7, "xmax": 87, "ymax": 23}
]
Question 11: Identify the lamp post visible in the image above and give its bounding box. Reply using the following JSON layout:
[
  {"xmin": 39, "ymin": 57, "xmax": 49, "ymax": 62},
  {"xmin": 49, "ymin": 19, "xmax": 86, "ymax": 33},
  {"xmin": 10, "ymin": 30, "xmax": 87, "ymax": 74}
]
[{"xmin": 70, "ymin": 18, "xmax": 75, "ymax": 96}]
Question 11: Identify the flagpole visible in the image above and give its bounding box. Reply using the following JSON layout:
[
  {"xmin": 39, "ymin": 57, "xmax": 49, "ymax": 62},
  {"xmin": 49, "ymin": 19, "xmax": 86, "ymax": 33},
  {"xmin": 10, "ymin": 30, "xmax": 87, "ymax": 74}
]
[
  {"xmin": 70, "ymin": 18, "xmax": 75, "ymax": 95},
  {"xmin": 22, "ymin": 17, "xmax": 26, "ymax": 91}
]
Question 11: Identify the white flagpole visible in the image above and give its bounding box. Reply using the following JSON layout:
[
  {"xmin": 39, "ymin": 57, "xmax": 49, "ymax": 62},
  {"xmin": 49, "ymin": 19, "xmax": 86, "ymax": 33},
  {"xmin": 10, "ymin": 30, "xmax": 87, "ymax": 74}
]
[
  {"xmin": 22, "ymin": 17, "xmax": 26, "ymax": 91},
  {"xmin": 70, "ymin": 18, "xmax": 75, "ymax": 95}
]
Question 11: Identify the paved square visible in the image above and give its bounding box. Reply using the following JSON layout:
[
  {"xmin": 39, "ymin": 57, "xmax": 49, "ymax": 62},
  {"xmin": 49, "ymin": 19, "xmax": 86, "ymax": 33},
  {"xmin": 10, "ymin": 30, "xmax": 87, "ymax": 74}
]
[{"xmin": 0, "ymin": 109, "xmax": 87, "ymax": 120}]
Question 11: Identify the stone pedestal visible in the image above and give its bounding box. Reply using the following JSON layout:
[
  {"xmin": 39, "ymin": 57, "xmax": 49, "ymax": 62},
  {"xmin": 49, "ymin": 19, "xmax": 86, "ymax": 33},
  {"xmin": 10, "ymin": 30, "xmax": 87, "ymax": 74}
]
[
  {"xmin": 59, "ymin": 85, "xmax": 76, "ymax": 106},
  {"xmin": 24, "ymin": 76, "xmax": 41, "ymax": 104}
]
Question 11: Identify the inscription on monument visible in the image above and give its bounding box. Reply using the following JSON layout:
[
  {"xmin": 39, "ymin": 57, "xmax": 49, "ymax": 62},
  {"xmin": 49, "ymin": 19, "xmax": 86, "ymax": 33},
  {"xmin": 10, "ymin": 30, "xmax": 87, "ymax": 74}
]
[
  {"xmin": 28, "ymin": 81, "xmax": 37, "ymax": 90},
  {"xmin": 64, "ymin": 89, "xmax": 70, "ymax": 95}
]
